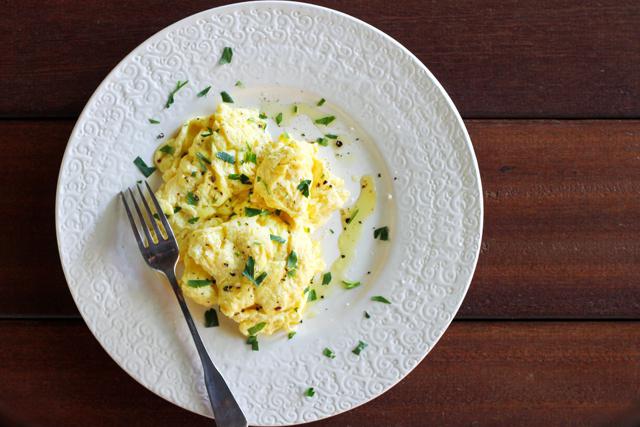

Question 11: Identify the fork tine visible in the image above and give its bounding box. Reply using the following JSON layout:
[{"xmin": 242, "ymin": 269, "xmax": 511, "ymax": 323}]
[
  {"xmin": 144, "ymin": 181, "xmax": 176, "ymax": 242},
  {"xmin": 120, "ymin": 192, "xmax": 148, "ymax": 252},
  {"xmin": 128, "ymin": 188, "xmax": 154, "ymax": 246},
  {"xmin": 136, "ymin": 183, "xmax": 163, "ymax": 240}
]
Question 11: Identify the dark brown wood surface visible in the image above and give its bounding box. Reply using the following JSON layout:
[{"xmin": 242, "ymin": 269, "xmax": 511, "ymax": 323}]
[
  {"xmin": 2, "ymin": 320, "xmax": 640, "ymax": 427},
  {"xmin": 2, "ymin": 0, "xmax": 639, "ymax": 118},
  {"xmin": 2, "ymin": 0, "xmax": 639, "ymax": 426}
]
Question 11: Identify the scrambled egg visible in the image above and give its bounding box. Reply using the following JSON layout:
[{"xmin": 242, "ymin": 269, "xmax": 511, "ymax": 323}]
[{"xmin": 154, "ymin": 104, "xmax": 348, "ymax": 336}]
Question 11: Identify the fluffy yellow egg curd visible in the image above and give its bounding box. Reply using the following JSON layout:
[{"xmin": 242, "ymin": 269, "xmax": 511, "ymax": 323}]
[{"xmin": 153, "ymin": 104, "xmax": 348, "ymax": 337}]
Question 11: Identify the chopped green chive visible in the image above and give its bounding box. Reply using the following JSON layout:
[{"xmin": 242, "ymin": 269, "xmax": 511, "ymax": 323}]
[
  {"xmin": 247, "ymin": 335, "xmax": 259, "ymax": 351},
  {"xmin": 288, "ymin": 331, "xmax": 296, "ymax": 340},
  {"xmin": 133, "ymin": 157, "xmax": 156, "ymax": 177},
  {"xmin": 371, "ymin": 295, "xmax": 391, "ymax": 304},
  {"xmin": 159, "ymin": 145, "xmax": 175, "ymax": 155},
  {"xmin": 188, "ymin": 217, "xmax": 200, "ymax": 224},
  {"xmin": 204, "ymin": 308, "xmax": 219, "ymax": 327},
  {"xmin": 317, "ymin": 98, "xmax": 326, "ymax": 106},
  {"xmin": 187, "ymin": 279, "xmax": 212, "ymax": 287},
  {"xmin": 245, "ymin": 207, "xmax": 268, "ymax": 217},
  {"xmin": 347, "ymin": 209, "xmax": 359, "ymax": 224},
  {"xmin": 165, "ymin": 80, "xmax": 188, "ymax": 109},
  {"xmin": 374, "ymin": 226, "xmax": 390, "ymax": 241},
  {"xmin": 197, "ymin": 86, "xmax": 211, "ymax": 97},
  {"xmin": 270, "ymin": 234, "xmax": 286, "ymax": 243},
  {"xmin": 325, "ymin": 133, "xmax": 338, "ymax": 139},
  {"xmin": 364, "ymin": 311, "xmax": 371, "ymax": 319},
  {"xmin": 275, "ymin": 112, "xmax": 283, "ymax": 125},
  {"xmin": 201, "ymin": 127, "xmax": 213, "ymax": 137},
  {"xmin": 322, "ymin": 272, "xmax": 332, "ymax": 286},
  {"xmin": 235, "ymin": 80, "xmax": 243, "ymax": 87},
  {"xmin": 242, "ymin": 256, "xmax": 267, "ymax": 286},
  {"xmin": 286, "ymin": 251, "xmax": 298, "ymax": 276},
  {"xmin": 259, "ymin": 112, "xmax": 267, "ymax": 119},
  {"xmin": 196, "ymin": 152, "xmax": 212, "ymax": 164},
  {"xmin": 307, "ymin": 289, "xmax": 317, "ymax": 302},
  {"xmin": 316, "ymin": 137, "xmax": 328, "ymax": 146},
  {"xmin": 220, "ymin": 91, "xmax": 234, "ymax": 103},
  {"xmin": 219, "ymin": 47, "xmax": 233, "ymax": 65},
  {"xmin": 248, "ymin": 322, "xmax": 266, "ymax": 335},
  {"xmin": 228, "ymin": 173, "xmax": 251, "ymax": 184},
  {"xmin": 342, "ymin": 280, "xmax": 361, "ymax": 289},
  {"xmin": 243, "ymin": 143, "xmax": 257, "ymax": 164},
  {"xmin": 173, "ymin": 206, "xmax": 182, "ymax": 213},
  {"xmin": 304, "ymin": 387, "xmax": 315, "ymax": 397},
  {"xmin": 314, "ymin": 115, "xmax": 335, "ymax": 125},
  {"xmin": 186, "ymin": 191, "xmax": 199, "ymax": 205},
  {"xmin": 352, "ymin": 340, "xmax": 368, "ymax": 355},
  {"xmin": 215, "ymin": 151, "xmax": 235, "ymax": 164},
  {"xmin": 148, "ymin": 118, "xmax": 160, "ymax": 124},
  {"xmin": 297, "ymin": 179, "xmax": 311, "ymax": 197},
  {"xmin": 292, "ymin": 104, "xmax": 298, "ymax": 113},
  {"xmin": 152, "ymin": 213, "xmax": 160, "ymax": 220},
  {"xmin": 322, "ymin": 348, "xmax": 335, "ymax": 359}
]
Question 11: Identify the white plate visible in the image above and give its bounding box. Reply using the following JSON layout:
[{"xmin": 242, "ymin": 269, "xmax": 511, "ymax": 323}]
[{"xmin": 55, "ymin": 2, "xmax": 483, "ymax": 425}]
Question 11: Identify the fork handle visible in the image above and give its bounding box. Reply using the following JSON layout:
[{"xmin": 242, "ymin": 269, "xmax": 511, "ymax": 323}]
[{"xmin": 165, "ymin": 269, "xmax": 248, "ymax": 427}]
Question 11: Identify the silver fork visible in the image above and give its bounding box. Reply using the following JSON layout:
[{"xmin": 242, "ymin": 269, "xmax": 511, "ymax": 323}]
[{"xmin": 120, "ymin": 181, "xmax": 247, "ymax": 427}]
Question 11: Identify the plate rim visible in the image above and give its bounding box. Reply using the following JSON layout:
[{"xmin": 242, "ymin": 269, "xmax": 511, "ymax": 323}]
[{"xmin": 55, "ymin": 1, "xmax": 484, "ymax": 424}]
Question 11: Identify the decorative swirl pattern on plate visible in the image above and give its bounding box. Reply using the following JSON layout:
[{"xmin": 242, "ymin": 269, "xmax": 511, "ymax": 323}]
[{"xmin": 55, "ymin": 2, "xmax": 482, "ymax": 425}]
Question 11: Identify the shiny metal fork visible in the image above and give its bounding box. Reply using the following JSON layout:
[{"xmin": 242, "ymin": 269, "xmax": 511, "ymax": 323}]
[{"xmin": 120, "ymin": 182, "xmax": 247, "ymax": 427}]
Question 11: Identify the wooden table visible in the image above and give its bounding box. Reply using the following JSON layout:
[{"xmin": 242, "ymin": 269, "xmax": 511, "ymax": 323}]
[{"xmin": 2, "ymin": 1, "xmax": 639, "ymax": 426}]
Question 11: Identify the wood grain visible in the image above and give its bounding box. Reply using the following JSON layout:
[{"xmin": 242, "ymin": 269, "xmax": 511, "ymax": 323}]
[
  {"xmin": 2, "ymin": 0, "xmax": 639, "ymax": 118},
  {"xmin": 1, "ymin": 320, "xmax": 639, "ymax": 426},
  {"xmin": 1, "ymin": 120, "xmax": 639, "ymax": 318}
]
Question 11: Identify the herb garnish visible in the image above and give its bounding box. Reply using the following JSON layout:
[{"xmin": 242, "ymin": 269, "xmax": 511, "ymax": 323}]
[
  {"xmin": 374, "ymin": 226, "xmax": 389, "ymax": 241},
  {"xmin": 248, "ymin": 322, "xmax": 266, "ymax": 335},
  {"xmin": 275, "ymin": 112, "xmax": 283, "ymax": 125},
  {"xmin": 307, "ymin": 289, "xmax": 317, "ymax": 302},
  {"xmin": 197, "ymin": 86, "xmax": 211, "ymax": 97},
  {"xmin": 314, "ymin": 115, "xmax": 335, "ymax": 125},
  {"xmin": 187, "ymin": 279, "xmax": 212, "ymax": 287},
  {"xmin": 304, "ymin": 387, "xmax": 315, "ymax": 397},
  {"xmin": 133, "ymin": 157, "xmax": 156, "ymax": 177},
  {"xmin": 159, "ymin": 145, "xmax": 175, "ymax": 155},
  {"xmin": 364, "ymin": 311, "xmax": 370, "ymax": 319},
  {"xmin": 220, "ymin": 91, "xmax": 234, "ymax": 103},
  {"xmin": 259, "ymin": 112, "xmax": 267, "ymax": 119},
  {"xmin": 288, "ymin": 331, "xmax": 296, "ymax": 339},
  {"xmin": 188, "ymin": 217, "xmax": 200, "ymax": 224},
  {"xmin": 243, "ymin": 143, "xmax": 257, "ymax": 164},
  {"xmin": 148, "ymin": 118, "xmax": 160, "ymax": 124},
  {"xmin": 229, "ymin": 173, "xmax": 251, "ymax": 184},
  {"xmin": 245, "ymin": 207, "xmax": 268, "ymax": 217},
  {"xmin": 317, "ymin": 98, "xmax": 326, "ymax": 106},
  {"xmin": 173, "ymin": 206, "xmax": 182, "ymax": 213},
  {"xmin": 242, "ymin": 256, "xmax": 268, "ymax": 287},
  {"xmin": 325, "ymin": 134, "xmax": 338, "ymax": 139},
  {"xmin": 165, "ymin": 80, "xmax": 188, "ymax": 108},
  {"xmin": 323, "ymin": 348, "xmax": 336, "ymax": 359},
  {"xmin": 371, "ymin": 295, "xmax": 391, "ymax": 304},
  {"xmin": 292, "ymin": 104, "xmax": 298, "ymax": 113},
  {"xmin": 186, "ymin": 191, "xmax": 199, "ymax": 205},
  {"xmin": 352, "ymin": 340, "xmax": 368, "ymax": 355},
  {"xmin": 316, "ymin": 137, "xmax": 328, "ymax": 146},
  {"xmin": 196, "ymin": 152, "xmax": 212, "ymax": 164},
  {"xmin": 235, "ymin": 80, "xmax": 243, "ymax": 87},
  {"xmin": 201, "ymin": 127, "xmax": 213, "ymax": 137},
  {"xmin": 219, "ymin": 47, "xmax": 233, "ymax": 64},
  {"xmin": 342, "ymin": 280, "xmax": 360, "ymax": 289},
  {"xmin": 204, "ymin": 308, "xmax": 219, "ymax": 327},
  {"xmin": 322, "ymin": 272, "xmax": 332, "ymax": 286},
  {"xmin": 286, "ymin": 250, "xmax": 298, "ymax": 276},
  {"xmin": 270, "ymin": 234, "xmax": 286, "ymax": 243},
  {"xmin": 216, "ymin": 151, "xmax": 235, "ymax": 164},
  {"xmin": 297, "ymin": 179, "xmax": 311, "ymax": 197},
  {"xmin": 247, "ymin": 335, "xmax": 259, "ymax": 351}
]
